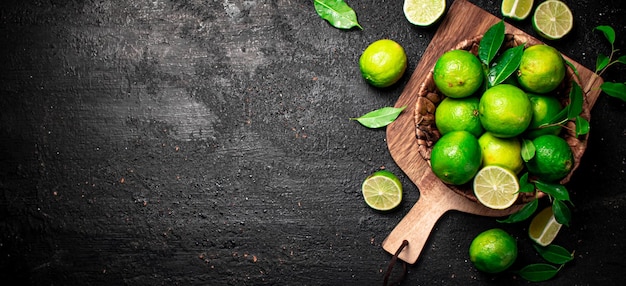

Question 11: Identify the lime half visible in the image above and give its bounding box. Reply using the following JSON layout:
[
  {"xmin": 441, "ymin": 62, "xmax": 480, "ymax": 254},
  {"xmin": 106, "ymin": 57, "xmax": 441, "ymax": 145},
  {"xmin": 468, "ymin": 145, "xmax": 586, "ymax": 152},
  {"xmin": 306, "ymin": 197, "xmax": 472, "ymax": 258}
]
[
  {"xmin": 529, "ymin": 206, "xmax": 563, "ymax": 246},
  {"xmin": 404, "ymin": 0, "xmax": 446, "ymax": 26},
  {"xmin": 473, "ymin": 166, "xmax": 520, "ymax": 210},
  {"xmin": 501, "ymin": 0, "xmax": 534, "ymax": 20},
  {"xmin": 532, "ymin": 0, "xmax": 573, "ymax": 40},
  {"xmin": 362, "ymin": 170, "xmax": 403, "ymax": 211}
]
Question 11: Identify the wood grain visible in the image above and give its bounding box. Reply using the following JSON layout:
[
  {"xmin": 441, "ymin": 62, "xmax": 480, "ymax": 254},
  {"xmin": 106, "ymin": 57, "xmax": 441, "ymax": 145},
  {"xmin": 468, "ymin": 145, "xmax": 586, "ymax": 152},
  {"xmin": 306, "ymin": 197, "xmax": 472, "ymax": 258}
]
[{"xmin": 382, "ymin": 0, "xmax": 604, "ymax": 264}]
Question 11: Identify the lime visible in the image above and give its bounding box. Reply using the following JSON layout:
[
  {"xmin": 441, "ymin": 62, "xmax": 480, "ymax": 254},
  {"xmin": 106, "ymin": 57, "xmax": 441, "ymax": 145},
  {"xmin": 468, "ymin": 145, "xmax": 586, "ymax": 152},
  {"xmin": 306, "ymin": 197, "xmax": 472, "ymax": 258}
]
[
  {"xmin": 529, "ymin": 206, "xmax": 563, "ymax": 246},
  {"xmin": 430, "ymin": 131, "xmax": 482, "ymax": 185},
  {"xmin": 361, "ymin": 170, "xmax": 403, "ymax": 211},
  {"xmin": 469, "ymin": 228, "xmax": 518, "ymax": 273},
  {"xmin": 501, "ymin": 0, "xmax": 534, "ymax": 20},
  {"xmin": 478, "ymin": 84, "xmax": 533, "ymax": 138},
  {"xmin": 359, "ymin": 39, "xmax": 407, "ymax": 88},
  {"xmin": 473, "ymin": 166, "xmax": 520, "ymax": 210},
  {"xmin": 435, "ymin": 96, "xmax": 484, "ymax": 137},
  {"xmin": 478, "ymin": 132, "xmax": 523, "ymax": 174},
  {"xmin": 404, "ymin": 0, "xmax": 446, "ymax": 26},
  {"xmin": 526, "ymin": 94, "xmax": 564, "ymax": 139},
  {"xmin": 517, "ymin": 44, "xmax": 566, "ymax": 94},
  {"xmin": 433, "ymin": 49, "xmax": 484, "ymax": 99},
  {"xmin": 525, "ymin": 134, "xmax": 574, "ymax": 182},
  {"xmin": 532, "ymin": 0, "xmax": 574, "ymax": 40}
]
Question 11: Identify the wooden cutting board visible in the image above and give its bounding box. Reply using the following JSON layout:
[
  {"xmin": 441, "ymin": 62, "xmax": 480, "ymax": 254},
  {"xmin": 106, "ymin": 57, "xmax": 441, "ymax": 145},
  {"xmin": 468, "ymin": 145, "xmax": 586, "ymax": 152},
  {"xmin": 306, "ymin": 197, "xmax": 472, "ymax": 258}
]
[{"xmin": 382, "ymin": 0, "xmax": 603, "ymax": 264}]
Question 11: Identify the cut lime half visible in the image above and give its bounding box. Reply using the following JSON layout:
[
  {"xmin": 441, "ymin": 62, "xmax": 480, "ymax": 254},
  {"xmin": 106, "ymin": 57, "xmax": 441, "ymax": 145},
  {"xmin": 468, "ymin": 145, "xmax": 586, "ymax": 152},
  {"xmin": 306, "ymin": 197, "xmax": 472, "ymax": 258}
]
[
  {"xmin": 501, "ymin": 0, "xmax": 534, "ymax": 20},
  {"xmin": 404, "ymin": 0, "xmax": 446, "ymax": 26},
  {"xmin": 361, "ymin": 170, "xmax": 403, "ymax": 211},
  {"xmin": 473, "ymin": 166, "xmax": 520, "ymax": 210},
  {"xmin": 532, "ymin": 0, "xmax": 573, "ymax": 40}
]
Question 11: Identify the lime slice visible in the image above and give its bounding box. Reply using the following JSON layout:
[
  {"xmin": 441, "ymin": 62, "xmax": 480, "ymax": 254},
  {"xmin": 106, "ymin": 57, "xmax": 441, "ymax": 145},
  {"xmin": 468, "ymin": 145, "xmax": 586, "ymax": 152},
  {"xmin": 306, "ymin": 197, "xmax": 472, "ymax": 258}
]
[
  {"xmin": 501, "ymin": 0, "xmax": 534, "ymax": 20},
  {"xmin": 361, "ymin": 170, "xmax": 403, "ymax": 211},
  {"xmin": 529, "ymin": 206, "xmax": 563, "ymax": 246},
  {"xmin": 532, "ymin": 0, "xmax": 573, "ymax": 40},
  {"xmin": 404, "ymin": 0, "xmax": 446, "ymax": 26},
  {"xmin": 473, "ymin": 166, "xmax": 520, "ymax": 210}
]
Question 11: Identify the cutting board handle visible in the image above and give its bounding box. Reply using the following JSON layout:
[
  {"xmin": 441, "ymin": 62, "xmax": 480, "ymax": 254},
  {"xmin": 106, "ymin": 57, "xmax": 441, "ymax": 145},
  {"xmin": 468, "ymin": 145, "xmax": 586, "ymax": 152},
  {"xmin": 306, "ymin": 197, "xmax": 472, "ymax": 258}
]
[{"xmin": 381, "ymin": 191, "xmax": 450, "ymax": 265}]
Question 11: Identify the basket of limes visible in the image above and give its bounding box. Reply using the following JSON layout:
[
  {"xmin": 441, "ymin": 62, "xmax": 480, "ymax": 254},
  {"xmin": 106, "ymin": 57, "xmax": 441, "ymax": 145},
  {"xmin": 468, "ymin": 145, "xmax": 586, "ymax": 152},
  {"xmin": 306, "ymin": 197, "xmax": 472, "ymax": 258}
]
[{"xmin": 413, "ymin": 30, "xmax": 588, "ymax": 210}]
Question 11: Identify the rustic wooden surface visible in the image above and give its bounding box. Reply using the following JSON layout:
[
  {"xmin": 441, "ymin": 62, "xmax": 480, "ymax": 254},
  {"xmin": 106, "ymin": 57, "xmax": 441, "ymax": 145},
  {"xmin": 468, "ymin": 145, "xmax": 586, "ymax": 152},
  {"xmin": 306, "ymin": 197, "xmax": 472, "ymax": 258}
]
[
  {"xmin": 1, "ymin": 0, "xmax": 625, "ymax": 285},
  {"xmin": 382, "ymin": 0, "xmax": 603, "ymax": 265}
]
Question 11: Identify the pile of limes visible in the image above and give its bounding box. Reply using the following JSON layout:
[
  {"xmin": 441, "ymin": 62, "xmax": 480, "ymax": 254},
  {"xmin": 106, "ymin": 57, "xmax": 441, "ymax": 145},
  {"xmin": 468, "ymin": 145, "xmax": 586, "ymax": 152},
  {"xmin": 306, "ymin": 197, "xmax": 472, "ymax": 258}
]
[{"xmin": 430, "ymin": 43, "xmax": 574, "ymax": 210}]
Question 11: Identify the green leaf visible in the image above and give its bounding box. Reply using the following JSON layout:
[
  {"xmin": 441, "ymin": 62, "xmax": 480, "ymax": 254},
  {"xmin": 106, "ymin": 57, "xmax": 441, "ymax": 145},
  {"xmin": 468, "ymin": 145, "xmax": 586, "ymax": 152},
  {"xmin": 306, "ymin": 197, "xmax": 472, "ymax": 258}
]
[
  {"xmin": 596, "ymin": 25, "xmax": 615, "ymax": 45},
  {"xmin": 596, "ymin": 53, "xmax": 610, "ymax": 73},
  {"xmin": 618, "ymin": 55, "xmax": 626, "ymax": 65},
  {"xmin": 565, "ymin": 60, "xmax": 580, "ymax": 78},
  {"xmin": 314, "ymin": 0, "xmax": 362, "ymax": 30},
  {"xmin": 535, "ymin": 181, "xmax": 570, "ymax": 202},
  {"xmin": 533, "ymin": 244, "xmax": 574, "ymax": 265},
  {"xmin": 518, "ymin": 263, "xmax": 560, "ymax": 282},
  {"xmin": 497, "ymin": 198, "xmax": 538, "ymax": 223},
  {"xmin": 478, "ymin": 20, "xmax": 505, "ymax": 66},
  {"xmin": 488, "ymin": 45, "xmax": 524, "ymax": 87},
  {"xmin": 567, "ymin": 82, "xmax": 584, "ymax": 120},
  {"xmin": 519, "ymin": 172, "xmax": 536, "ymax": 193},
  {"xmin": 552, "ymin": 199, "xmax": 571, "ymax": 227},
  {"xmin": 575, "ymin": 116, "xmax": 590, "ymax": 136},
  {"xmin": 547, "ymin": 106, "xmax": 568, "ymax": 125},
  {"xmin": 350, "ymin": 106, "xmax": 406, "ymax": 128},
  {"xmin": 601, "ymin": 82, "xmax": 626, "ymax": 101},
  {"xmin": 521, "ymin": 139, "xmax": 535, "ymax": 162}
]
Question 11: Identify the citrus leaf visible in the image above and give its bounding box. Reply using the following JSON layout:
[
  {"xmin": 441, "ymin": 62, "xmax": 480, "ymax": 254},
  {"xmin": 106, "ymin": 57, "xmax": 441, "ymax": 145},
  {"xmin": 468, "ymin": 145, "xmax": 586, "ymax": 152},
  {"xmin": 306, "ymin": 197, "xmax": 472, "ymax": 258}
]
[
  {"xmin": 488, "ymin": 44, "xmax": 524, "ymax": 87},
  {"xmin": 618, "ymin": 55, "xmax": 626, "ymax": 65},
  {"xmin": 565, "ymin": 60, "xmax": 580, "ymax": 77},
  {"xmin": 479, "ymin": 20, "xmax": 505, "ymax": 66},
  {"xmin": 535, "ymin": 181, "xmax": 570, "ymax": 202},
  {"xmin": 552, "ymin": 199, "xmax": 571, "ymax": 227},
  {"xmin": 518, "ymin": 263, "xmax": 560, "ymax": 282},
  {"xmin": 533, "ymin": 244, "xmax": 574, "ymax": 265},
  {"xmin": 314, "ymin": 0, "xmax": 362, "ymax": 30},
  {"xmin": 350, "ymin": 106, "xmax": 406, "ymax": 128},
  {"xmin": 575, "ymin": 116, "xmax": 590, "ymax": 136},
  {"xmin": 596, "ymin": 53, "xmax": 610, "ymax": 73},
  {"xmin": 547, "ymin": 105, "xmax": 568, "ymax": 125},
  {"xmin": 601, "ymin": 82, "xmax": 626, "ymax": 101},
  {"xmin": 595, "ymin": 25, "xmax": 615, "ymax": 45},
  {"xmin": 567, "ymin": 82, "xmax": 583, "ymax": 119},
  {"xmin": 521, "ymin": 139, "xmax": 535, "ymax": 162},
  {"xmin": 497, "ymin": 198, "xmax": 538, "ymax": 223},
  {"xmin": 519, "ymin": 172, "xmax": 536, "ymax": 193}
]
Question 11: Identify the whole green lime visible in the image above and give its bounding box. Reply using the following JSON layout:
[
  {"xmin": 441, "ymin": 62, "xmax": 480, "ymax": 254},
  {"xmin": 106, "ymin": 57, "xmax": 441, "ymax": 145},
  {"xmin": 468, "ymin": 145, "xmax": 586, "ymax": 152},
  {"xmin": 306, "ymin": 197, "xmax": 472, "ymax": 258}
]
[
  {"xmin": 359, "ymin": 39, "xmax": 407, "ymax": 88},
  {"xmin": 435, "ymin": 96, "xmax": 484, "ymax": 137},
  {"xmin": 433, "ymin": 49, "xmax": 484, "ymax": 98},
  {"xmin": 517, "ymin": 44, "xmax": 565, "ymax": 94},
  {"xmin": 478, "ymin": 84, "xmax": 533, "ymax": 138},
  {"xmin": 469, "ymin": 228, "xmax": 518, "ymax": 273},
  {"xmin": 430, "ymin": 131, "xmax": 482, "ymax": 185},
  {"xmin": 526, "ymin": 94, "xmax": 564, "ymax": 139},
  {"xmin": 525, "ymin": 134, "xmax": 574, "ymax": 182}
]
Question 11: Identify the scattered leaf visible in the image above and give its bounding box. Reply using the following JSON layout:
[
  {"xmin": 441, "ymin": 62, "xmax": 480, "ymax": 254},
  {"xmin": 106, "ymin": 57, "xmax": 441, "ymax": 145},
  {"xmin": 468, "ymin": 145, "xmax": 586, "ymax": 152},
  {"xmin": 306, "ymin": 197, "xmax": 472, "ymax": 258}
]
[
  {"xmin": 533, "ymin": 244, "xmax": 574, "ymax": 265},
  {"xmin": 314, "ymin": 0, "xmax": 362, "ymax": 30},
  {"xmin": 575, "ymin": 116, "xmax": 590, "ymax": 136},
  {"xmin": 596, "ymin": 53, "xmax": 610, "ymax": 73},
  {"xmin": 488, "ymin": 44, "xmax": 524, "ymax": 87},
  {"xmin": 478, "ymin": 20, "xmax": 505, "ymax": 65},
  {"xmin": 518, "ymin": 263, "xmax": 561, "ymax": 282},
  {"xmin": 601, "ymin": 82, "xmax": 626, "ymax": 101},
  {"xmin": 618, "ymin": 55, "xmax": 626, "ymax": 65},
  {"xmin": 535, "ymin": 181, "xmax": 570, "ymax": 202},
  {"xmin": 567, "ymin": 82, "xmax": 583, "ymax": 120},
  {"xmin": 498, "ymin": 198, "xmax": 538, "ymax": 223},
  {"xmin": 350, "ymin": 106, "xmax": 406, "ymax": 128},
  {"xmin": 565, "ymin": 60, "xmax": 580, "ymax": 78},
  {"xmin": 595, "ymin": 25, "xmax": 615, "ymax": 45},
  {"xmin": 552, "ymin": 199, "xmax": 571, "ymax": 227}
]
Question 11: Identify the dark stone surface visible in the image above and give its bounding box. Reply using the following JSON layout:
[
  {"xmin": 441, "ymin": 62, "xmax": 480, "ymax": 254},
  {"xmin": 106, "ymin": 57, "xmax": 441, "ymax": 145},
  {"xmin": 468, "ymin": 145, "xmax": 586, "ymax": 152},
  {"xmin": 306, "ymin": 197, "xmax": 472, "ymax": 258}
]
[{"xmin": 1, "ymin": 0, "xmax": 624, "ymax": 285}]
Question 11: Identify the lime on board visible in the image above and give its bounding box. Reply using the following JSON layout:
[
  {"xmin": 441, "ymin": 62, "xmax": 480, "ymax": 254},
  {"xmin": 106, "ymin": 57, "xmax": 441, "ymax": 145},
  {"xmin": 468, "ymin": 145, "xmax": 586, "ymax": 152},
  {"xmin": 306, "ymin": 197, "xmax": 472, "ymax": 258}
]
[
  {"xmin": 361, "ymin": 170, "xmax": 403, "ymax": 211},
  {"xmin": 529, "ymin": 206, "xmax": 563, "ymax": 246},
  {"xmin": 404, "ymin": 0, "xmax": 446, "ymax": 26},
  {"xmin": 473, "ymin": 165, "xmax": 520, "ymax": 210},
  {"xmin": 501, "ymin": 0, "xmax": 534, "ymax": 20},
  {"xmin": 532, "ymin": 0, "xmax": 574, "ymax": 40}
]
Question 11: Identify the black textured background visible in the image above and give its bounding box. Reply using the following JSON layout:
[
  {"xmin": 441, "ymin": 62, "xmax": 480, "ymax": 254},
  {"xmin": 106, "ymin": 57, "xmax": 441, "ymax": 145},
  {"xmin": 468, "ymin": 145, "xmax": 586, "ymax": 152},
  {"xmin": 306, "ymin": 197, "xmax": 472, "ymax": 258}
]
[{"xmin": 1, "ymin": 0, "xmax": 625, "ymax": 285}]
